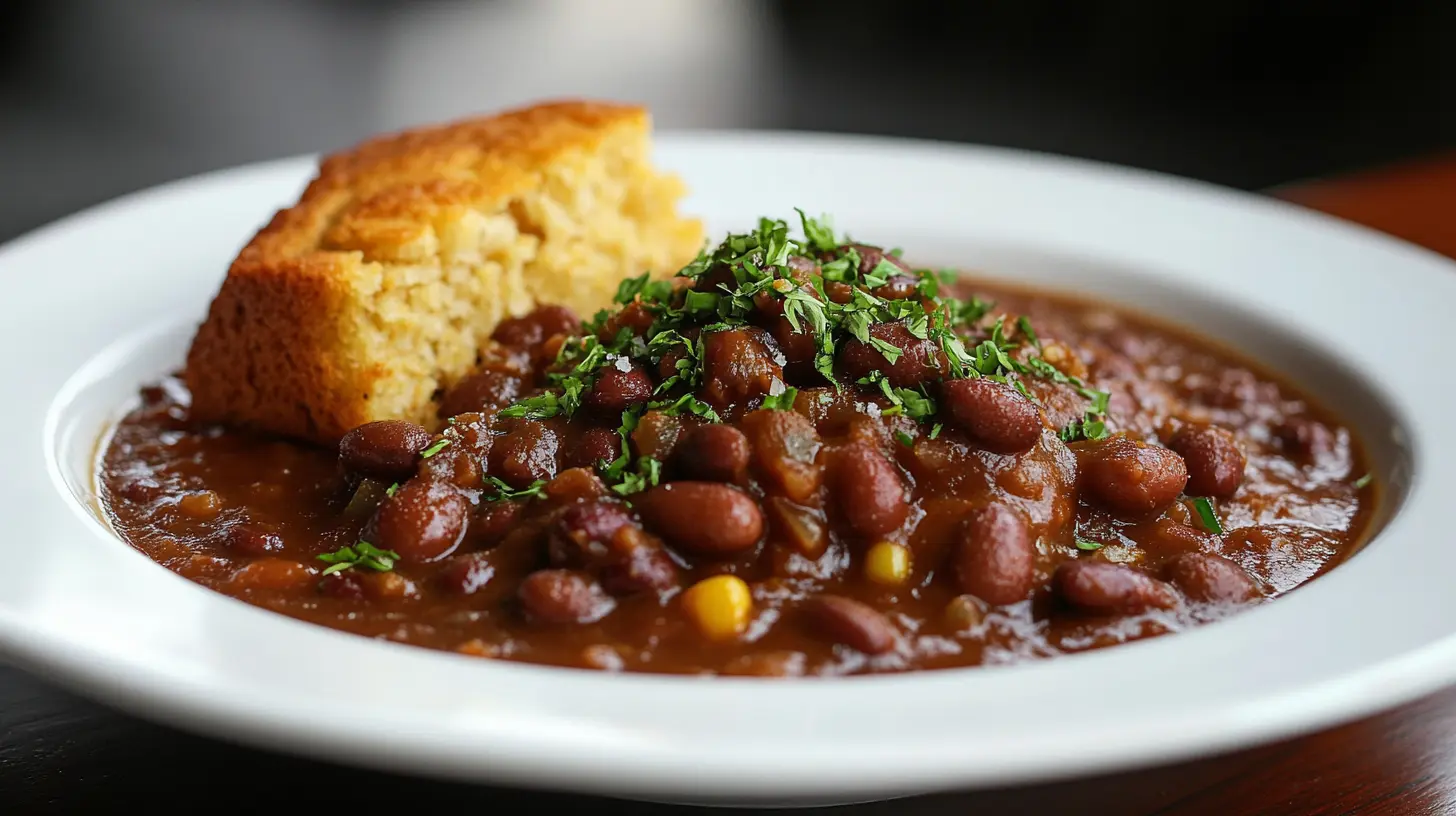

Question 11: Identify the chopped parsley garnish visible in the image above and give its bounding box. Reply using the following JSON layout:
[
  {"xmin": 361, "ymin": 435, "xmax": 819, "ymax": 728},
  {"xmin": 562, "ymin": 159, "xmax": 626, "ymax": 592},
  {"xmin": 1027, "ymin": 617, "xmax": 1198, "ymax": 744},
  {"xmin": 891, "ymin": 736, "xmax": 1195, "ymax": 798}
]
[
  {"xmin": 894, "ymin": 429, "xmax": 915, "ymax": 448},
  {"xmin": 482, "ymin": 477, "xmax": 548, "ymax": 503},
  {"xmin": 1075, "ymin": 537, "xmax": 1104, "ymax": 552},
  {"xmin": 317, "ymin": 541, "xmax": 400, "ymax": 575},
  {"xmin": 488, "ymin": 211, "xmax": 1122, "ymax": 495},
  {"xmin": 760, "ymin": 386, "xmax": 800, "ymax": 411},
  {"xmin": 384, "ymin": 482, "xmax": 400, "ymax": 497},
  {"xmin": 419, "ymin": 438, "xmax": 450, "ymax": 459},
  {"xmin": 1353, "ymin": 472, "xmax": 1373, "ymax": 490},
  {"xmin": 1190, "ymin": 496, "xmax": 1224, "ymax": 535}
]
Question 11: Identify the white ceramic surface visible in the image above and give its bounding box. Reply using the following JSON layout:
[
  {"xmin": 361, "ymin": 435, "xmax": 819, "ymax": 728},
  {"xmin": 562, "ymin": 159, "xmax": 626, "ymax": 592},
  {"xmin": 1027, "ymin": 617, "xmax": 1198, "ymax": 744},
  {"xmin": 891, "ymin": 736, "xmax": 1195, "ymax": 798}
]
[{"xmin": 0, "ymin": 133, "xmax": 1452, "ymax": 807}]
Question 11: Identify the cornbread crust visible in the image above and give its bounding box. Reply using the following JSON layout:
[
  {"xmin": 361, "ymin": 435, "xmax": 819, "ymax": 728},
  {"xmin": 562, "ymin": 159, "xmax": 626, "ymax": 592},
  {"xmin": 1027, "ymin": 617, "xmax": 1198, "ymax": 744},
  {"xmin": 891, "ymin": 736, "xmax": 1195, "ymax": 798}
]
[{"xmin": 185, "ymin": 101, "xmax": 703, "ymax": 444}]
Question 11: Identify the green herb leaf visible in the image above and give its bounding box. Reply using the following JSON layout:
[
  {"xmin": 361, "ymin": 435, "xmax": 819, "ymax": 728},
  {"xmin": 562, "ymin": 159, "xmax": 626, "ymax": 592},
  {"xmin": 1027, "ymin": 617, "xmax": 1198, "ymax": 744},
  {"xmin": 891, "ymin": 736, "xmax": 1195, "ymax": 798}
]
[
  {"xmin": 796, "ymin": 209, "xmax": 837, "ymax": 252},
  {"xmin": 1353, "ymin": 472, "xmax": 1373, "ymax": 489},
  {"xmin": 482, "ymin": 477, "xmax": 548, "ymax": 503},
  {"xmin": 1016, "ymin": 316, "xmax": 1042, "ymax": 352},
  {"xmin": 894, "ymin": 429, "xmax": 915, "ymax": 448},
  {"xmin": 419, "ymin": 438, "xmax": 450, "ymax": 459},
  {"xmin": 928, "ymin": 423, "xmax": 943, "ymax": 440},
  {"xmin": 385, "ymin": 482, "xmax": 399, "ymax": 497},
  {"xmin": 1190, "ymin": 496, "xmax": 1224, "ymax": 535},
  {"xmin": 1074, "ymin": 537, "xmax": 1104, "ymax": 552},
  {"xmin": 317, "ymin": 541, "xmax": 401, "ymax": 575},
  {"xmin": 760, "ymin": 385, "xmax": 800, "ymax": 411}
]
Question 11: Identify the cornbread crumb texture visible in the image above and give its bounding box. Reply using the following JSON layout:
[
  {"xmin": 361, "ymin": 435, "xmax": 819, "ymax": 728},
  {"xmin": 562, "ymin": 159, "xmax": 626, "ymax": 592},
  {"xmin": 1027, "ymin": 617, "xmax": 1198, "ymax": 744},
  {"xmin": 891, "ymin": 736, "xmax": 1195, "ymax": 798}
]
[{"xmin": 185, "ymin": 101, "xmax": 703, "ymax": 444}]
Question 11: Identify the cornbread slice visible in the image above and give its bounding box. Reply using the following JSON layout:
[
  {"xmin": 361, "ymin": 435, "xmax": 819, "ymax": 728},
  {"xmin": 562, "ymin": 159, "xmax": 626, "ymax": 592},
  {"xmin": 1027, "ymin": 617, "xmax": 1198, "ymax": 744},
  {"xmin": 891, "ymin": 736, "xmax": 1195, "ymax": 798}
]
[{"xmin": 185, "ymin": 100, "xmax": 703, "ymax": 445}]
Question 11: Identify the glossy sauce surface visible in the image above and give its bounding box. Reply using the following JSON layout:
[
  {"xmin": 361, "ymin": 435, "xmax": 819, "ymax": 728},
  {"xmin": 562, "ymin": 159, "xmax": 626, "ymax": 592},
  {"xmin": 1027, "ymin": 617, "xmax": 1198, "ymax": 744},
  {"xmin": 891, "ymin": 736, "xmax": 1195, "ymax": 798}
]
[{"xmin": 100, "ymin": 277, "xmax": 1374, "ymax": 676}]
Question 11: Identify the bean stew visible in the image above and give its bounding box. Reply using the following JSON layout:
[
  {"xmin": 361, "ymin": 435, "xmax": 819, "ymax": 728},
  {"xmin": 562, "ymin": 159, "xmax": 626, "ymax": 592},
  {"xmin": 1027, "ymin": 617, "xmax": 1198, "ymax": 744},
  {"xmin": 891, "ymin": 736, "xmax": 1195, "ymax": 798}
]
[{"xmin": 100, "ymin": 214, "xmax": 1375, "ymax": 676}]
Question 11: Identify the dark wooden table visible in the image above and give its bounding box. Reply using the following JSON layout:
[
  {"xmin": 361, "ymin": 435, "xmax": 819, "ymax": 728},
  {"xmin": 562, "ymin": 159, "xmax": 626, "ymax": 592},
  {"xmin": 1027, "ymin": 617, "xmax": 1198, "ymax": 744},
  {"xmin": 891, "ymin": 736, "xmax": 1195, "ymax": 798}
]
[{"xmin": 5, "ymin": 159, "xmax": 1455, "ymax": 815}]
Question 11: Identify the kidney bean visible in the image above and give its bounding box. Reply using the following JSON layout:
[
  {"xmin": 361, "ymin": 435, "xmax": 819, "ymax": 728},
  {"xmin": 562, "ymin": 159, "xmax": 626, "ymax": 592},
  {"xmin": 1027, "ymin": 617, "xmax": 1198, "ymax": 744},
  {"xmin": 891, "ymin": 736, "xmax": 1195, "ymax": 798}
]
[
  {"xmin": 955, "ymin": 503, "xmax": 1036, "ymax": 605},
  {"xmin": 941, "ymin": 378, "xmax": 1043, "ymax": 454},
  {"xmin": 549, "ymin": 500, "xmax": 636, "ymax": 565},
  {"xmin": 871, "ymin": 275, "xmax": 920, "ymax": 301},
  {"xmin": 438, "ymin": 368, "xmax": 523, "ymax": 419},
  {"xmin": 837, "ymin": 320, "xmax": 948, "ymax": 389},
  {"xmin": 583, "ymin": 362, "xmax": 653, "ymax": 413},
  {"xmin": 831, "ymin": 442, "xmax": 909, "ymax": 538},
  {"xmin": 570, "ymin": 427, "xmax": 623, "ymax": 469},
  {"xmin": 1079, "ymin": 436, "xmax": 1189, "ymax": 517},
  {"xmin": 225, "ymin": 524, "xmax": 283, "ymax": 556},
  {"xmin": 740, "ymin": 409, "xmax": 822, "ymax": 502},
  {"xmin": 368, "ymin": 479, "xmax": 470, "ymax": 563},
  {"xmin": 635, "ymin": 482, "xmax": 764, "ymax": 555},
  {"xmin": 489, "ymin": 420, "xmax": 560, "ymax": 488},
  {"xmin": 1164, "ymin": 552, "xmax": 1262, "ymax": 604},
  {"xmin": 338, "ymin": 420, "xmax": 433, "ymax": 482},
  {"xmin": 470, "ymin": 500, "xmax": 524, "ymax": 549},
  {"xmin": 226, "ymin": 558, "xmax": 316, "ymax": 592},
  {"xmin": 700, "ymin": 327, "xmax": 786, "ymax": 412},
  {"xmin": 492, "ymin": 305, "xmax": 580, "ymax": 348},
  {"xmin": 439, "ymin": 551, "xmax": 497, "ymax": 595},
  {"xmin": 1053, "ymin": 560, "xmax": 1180, "ymax": 615},
  {"xmin": 600, "ymin": 543, "xmax": 680, "ymax": 595},
  {"xmin": 1170, "ymin": 424, "xmax": 1245, "ymax": 497},
  {"xmin": 518, "ymin": 569, "xmax": 614, "ymax": 624},
  {"xmin": 676, "ymin": 423, "xmax": 751, "ymax": 482},
  {"xmin": 803, "ymin": 595, "xmax": 897, "ymax": 655},
  {"xmin": 758, "ymin": 313, "xmax": 821, "ymax": 383},
  {"xmin": 1273, "ymin": 416, "xmax": 1337, "ymax": 466}
]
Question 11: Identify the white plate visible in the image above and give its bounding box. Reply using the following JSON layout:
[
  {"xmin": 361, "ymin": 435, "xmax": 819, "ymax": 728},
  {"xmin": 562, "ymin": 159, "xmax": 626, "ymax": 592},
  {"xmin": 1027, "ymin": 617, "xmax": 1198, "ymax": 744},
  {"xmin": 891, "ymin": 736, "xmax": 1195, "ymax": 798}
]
[{"xmin": 0, "ymin": 132, "xmax": 1452, "ymax": 808}]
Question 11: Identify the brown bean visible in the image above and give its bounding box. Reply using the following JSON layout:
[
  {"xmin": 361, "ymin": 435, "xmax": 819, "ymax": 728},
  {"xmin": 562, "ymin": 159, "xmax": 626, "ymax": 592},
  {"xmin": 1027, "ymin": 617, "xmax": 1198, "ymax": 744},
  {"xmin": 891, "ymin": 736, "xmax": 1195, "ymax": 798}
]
[
  {"xmin": 368, "ymin": 480, "xmax": 470, "ymax": 564},
  {"xmin": 439, "ymin": 551, "xmax": 498, "ymax": 595},
  {"xmin": 955, "ymin": 503, "xmax": 1036, "ymax": 605},
  {"xmin": 489, "ymin": 420, "xmax": 560, "ymax": 488},
  {"xmin": 1079, "ymin": 436, "xmax": 1189, "ymax": 517},
  {"xmin": 549, "ymin": 500, "xmax": 636, "ymax": 565},
  {"xmin": 1053, "ymin": 560, "xmax": 1179, "ymax": 615},
  {"xmin": 438, "ymin": 368, "xmax": 524, "ymax": 419},
  {"xmin": 635, "ymin": 482, "xmax": 764, "ymax": 555},
  {"xmin": 318, "ymin": 570, "xmax": 368, "ymax": 600},
  {"xmin": 676, "ymin": 423, "xmax": 751, "ymax": 482},
  {"xmin": 740, "ymin": 409, "xmax": 822, "ymax": 502},
  {"xmin": 518, "ymin": 570, "xmax": 614, "ymax": 624},
  {"xmin": 1164, "ymin": 552, "xmax": 1262, "ymax": 604},
  {"xmin": 836, "ymin": 320, "xmax": 948, "ymax": 389},
  {"xmin": 492, "ymin": 305, "xmax": 580, "ymax": 348},
  {"xmin": 583, "ymin": 362, "xmax": 653, "ymax": 414},
  {"xmin": 802, "ymin": 595, "xmax": 897, "ymax": 655},
  {"xmin": 831, "ymin": 442, "xmax": 909, "ymax": 538},
  {"xmin": 764, "ymin": 496, "xmax": 828, "ymax": 558},
  {"xmin": 1170, "ymin": 425, "xmax": 1246, "ymax": 498},
  {"xmin": 570, "ymin": 427, "xmax": 623, "ymax": 470},
  {"xmin": 224, "ymin": 524, "xmax": 283, "ymax": 556},
  {"xmin": 699, "ymin": 327, "xmax": 786, "ymax": 412},
  {"xmin": 1273, "ymin": 416, "xmax": 1337, "ymax": 466},
  {"xmin": 599, "ymin": 543, "xmax": 680, "ymax": 595},
  {"xmin": 941, "ymin": 378, "xmax": 1043, "ymax": 454},
  {"xmin": 338, "ymin": 420, "xmax": 433, "ymax": 482},
  {"xmin": 469, "ymin": 501, "xmax": 523, "ymax": 549}
]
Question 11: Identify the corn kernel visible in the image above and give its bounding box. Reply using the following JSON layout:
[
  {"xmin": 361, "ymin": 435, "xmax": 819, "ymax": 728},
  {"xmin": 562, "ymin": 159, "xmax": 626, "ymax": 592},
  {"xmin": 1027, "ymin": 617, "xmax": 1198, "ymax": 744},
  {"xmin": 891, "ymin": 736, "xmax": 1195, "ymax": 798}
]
[
  {"xmin": 865, "ymin": 541, "xmax": 912, "ymax": 586},
  {"xmin": 682, "ymin": 575, "xmax": 753, "ymax": 640}
]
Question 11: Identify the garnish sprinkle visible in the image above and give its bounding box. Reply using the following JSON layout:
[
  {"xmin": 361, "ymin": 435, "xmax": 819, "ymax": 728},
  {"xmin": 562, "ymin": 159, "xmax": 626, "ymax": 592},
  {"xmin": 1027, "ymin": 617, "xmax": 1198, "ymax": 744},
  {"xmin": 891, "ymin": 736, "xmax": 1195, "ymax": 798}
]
[
  {"xmin": 317, "ymin": 541, "xmax": 400, "ymax": 575},
  {"xmin": 419, "ymin": 438, "xmax": 450, "ymax": 459},
  {"xmin": 482, "ymin": 477, "xmax": 548, "ymax": 503},
  {"xmin": 1353, "ymin": 472, "xmax": 1373, "ymax": 490},
  {"xmin": 1190, "ymin": 496, "xmax": 1224, "ymax": 535},
  {"xmin": 1075, "ymin": 537, "xmax": 1105, "ymax": 552}
]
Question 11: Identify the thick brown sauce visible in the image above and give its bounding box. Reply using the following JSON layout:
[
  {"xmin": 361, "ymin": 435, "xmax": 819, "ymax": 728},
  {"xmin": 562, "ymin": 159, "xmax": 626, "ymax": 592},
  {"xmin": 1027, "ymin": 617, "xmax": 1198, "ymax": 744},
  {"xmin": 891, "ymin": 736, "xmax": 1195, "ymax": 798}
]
[{"xmin": 99, "ymin": 279, "xmax": 1374, "ymax": 676}]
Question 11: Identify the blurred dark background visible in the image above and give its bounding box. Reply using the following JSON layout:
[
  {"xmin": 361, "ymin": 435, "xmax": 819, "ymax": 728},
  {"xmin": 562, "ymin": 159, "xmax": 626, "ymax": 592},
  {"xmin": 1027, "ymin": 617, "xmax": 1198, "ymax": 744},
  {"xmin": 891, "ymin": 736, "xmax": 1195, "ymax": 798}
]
[
  {"xmin": 0, "ymin": 0, "xmax": 1450, "ymax": 241},
  {"xmin": 2, "ymin": 0, "xmax": 1454, "ymax": 244}
]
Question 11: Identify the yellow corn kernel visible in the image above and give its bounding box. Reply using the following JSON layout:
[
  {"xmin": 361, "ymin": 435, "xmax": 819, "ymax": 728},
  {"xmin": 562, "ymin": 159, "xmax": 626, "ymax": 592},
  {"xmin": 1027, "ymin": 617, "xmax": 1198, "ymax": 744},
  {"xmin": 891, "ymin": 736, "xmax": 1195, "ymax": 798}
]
[
  {"xmin": 682, "ymin": 575, "xmax": 753, "ymax": 640},
  {"xmin": 865, "ymin": 541, "xmax": 912, "ymax": 586}
]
